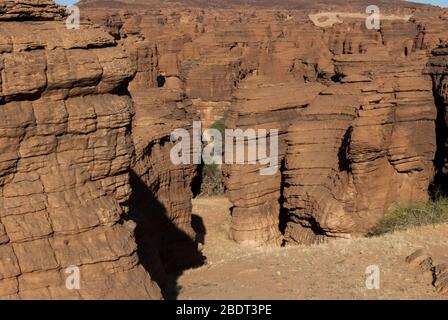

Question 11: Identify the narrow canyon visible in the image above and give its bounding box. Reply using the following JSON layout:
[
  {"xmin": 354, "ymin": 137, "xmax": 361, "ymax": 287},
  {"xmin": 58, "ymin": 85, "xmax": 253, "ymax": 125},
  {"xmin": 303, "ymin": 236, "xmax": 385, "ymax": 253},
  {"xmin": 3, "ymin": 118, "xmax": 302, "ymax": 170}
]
[{"xmin": 0, "ymin": 0, "xmax": 447, "ymax": 299}]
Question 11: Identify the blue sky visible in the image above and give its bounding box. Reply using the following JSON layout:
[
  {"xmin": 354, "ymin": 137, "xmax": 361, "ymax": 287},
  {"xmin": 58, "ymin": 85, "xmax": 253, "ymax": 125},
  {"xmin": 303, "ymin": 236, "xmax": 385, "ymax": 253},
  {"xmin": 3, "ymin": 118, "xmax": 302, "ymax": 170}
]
[
  {"xmin": 409, "ymin": 0, "xmax": 447, "ymax": 6},
  {"xmin": 55, "ymin": 0, "xmax": 78, "ymax": 5},
  {"xmin": 53, "ymin": 0, "xmax": 447, "ymax": 7}
]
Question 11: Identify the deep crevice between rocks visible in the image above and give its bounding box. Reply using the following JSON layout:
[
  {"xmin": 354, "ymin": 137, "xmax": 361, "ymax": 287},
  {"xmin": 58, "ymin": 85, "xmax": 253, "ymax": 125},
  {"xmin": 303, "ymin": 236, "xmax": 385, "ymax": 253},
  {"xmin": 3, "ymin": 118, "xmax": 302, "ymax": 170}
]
[
  {"xmin": 279, "ymin": 158, "xmax": 289, "ymax": 246},
  {"xmin": 431, "ymin": 76, "xmax": 448, "ymax": 197},
  {"xmin": 125, "ymin": 169, "xmax": 206, "ymax": 300}
]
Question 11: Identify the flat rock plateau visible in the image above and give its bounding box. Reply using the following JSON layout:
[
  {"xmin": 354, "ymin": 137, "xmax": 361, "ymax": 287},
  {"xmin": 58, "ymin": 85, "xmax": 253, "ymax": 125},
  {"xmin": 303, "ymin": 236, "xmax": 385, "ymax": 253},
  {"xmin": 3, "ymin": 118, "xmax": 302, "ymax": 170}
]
[{"xmin": 0, "ymin": 0, "xmax": 447, "ymax": 299}]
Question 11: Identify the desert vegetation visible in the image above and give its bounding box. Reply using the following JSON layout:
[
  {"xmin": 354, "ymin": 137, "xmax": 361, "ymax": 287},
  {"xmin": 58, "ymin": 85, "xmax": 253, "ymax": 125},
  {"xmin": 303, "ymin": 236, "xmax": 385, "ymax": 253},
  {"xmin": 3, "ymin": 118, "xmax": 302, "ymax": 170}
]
[
  {"xmin": 198, "ymin": 119, "xmax": 226, "ymax": 196},
  {"xmin": 371, "ymin": 192, "xmax": 448, "ymax": 236}
]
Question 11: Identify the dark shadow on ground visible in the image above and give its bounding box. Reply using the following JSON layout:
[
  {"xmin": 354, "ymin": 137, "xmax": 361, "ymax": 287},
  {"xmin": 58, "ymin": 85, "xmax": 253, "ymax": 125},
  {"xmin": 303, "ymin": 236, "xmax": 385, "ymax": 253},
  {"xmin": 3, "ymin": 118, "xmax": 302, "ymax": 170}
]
[
  {"xmin": 125, "ymin": 170, "xmax": 206, "ymax": 300},
  {"xmin": 192, "ymin": 214, "xmax": 207, "ymax": 246}
]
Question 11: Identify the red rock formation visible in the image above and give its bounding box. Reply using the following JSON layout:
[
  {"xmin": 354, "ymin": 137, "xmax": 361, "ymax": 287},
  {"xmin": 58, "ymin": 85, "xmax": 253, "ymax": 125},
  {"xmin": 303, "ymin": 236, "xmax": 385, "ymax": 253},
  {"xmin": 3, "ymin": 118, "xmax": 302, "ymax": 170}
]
[
  {"xmin": 427, "ymin": 42, "xmax": 448, "ymax": 194},
  {"xmin": 2, "ymin": 0, "xmax": 448, "ymax": 299},
  {"xmin": 0, "ymin": 0, "xmax": 160, "ymax": 299},
  {"xmin": 79, "ymin": 0, "xmax": 448, "ymax": 248},
  {"xmin": 285, "ymin": 48, "xmax": 437, "ymax": 244},
  {"xmin": 111, "ymin": 21, "xmax": 204, "ymax": 283},
  {"xmin": 0, "ymin": 0, "xmax": 65, "ymax": 20},
  {"xmin": 224, "ymin": 78, "xmax": 324, "ymax": 245},
  {"xmin": 128, "ymin": 82, "xmax": 203, "ymax": 280},
  {"xmin": 407, "ymin": 248, "xmax": 448, "ymax": 296}
]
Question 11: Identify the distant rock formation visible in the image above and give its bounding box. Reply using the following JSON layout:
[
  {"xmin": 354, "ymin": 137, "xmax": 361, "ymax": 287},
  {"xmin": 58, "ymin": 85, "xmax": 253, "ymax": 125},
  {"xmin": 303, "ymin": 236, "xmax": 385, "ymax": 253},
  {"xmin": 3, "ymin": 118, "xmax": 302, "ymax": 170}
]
[
  {"xmin": 80, "ymin": 0, "xmax": 447, "ymax": 247},
  {"xmin": 1, "ymin": 0, "xmax": 447, "ymax": 299}
]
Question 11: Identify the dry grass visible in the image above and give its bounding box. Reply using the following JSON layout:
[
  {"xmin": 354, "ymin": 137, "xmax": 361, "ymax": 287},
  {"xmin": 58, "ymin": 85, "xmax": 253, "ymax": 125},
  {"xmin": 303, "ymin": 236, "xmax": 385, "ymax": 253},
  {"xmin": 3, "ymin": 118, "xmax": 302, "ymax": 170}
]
[
  {"xmin": 180, "ymin": 197, "xmax": 448, "ymax": 300},
  {"xmin": 198, "ymin": 119, "xmax": 226, "ymax": 196},
  {"xmin": 371, "ymin": 196, "xmax": 448, "ymax": 236}
]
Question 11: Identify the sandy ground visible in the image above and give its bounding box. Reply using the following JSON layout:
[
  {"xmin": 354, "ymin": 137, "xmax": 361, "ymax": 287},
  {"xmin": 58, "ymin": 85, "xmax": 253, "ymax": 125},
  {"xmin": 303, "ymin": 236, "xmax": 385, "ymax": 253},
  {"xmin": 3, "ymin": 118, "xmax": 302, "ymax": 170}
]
[
  {"xmin": 309, "ymin": 12, "xmax": 412, "ymax": 27},
  {"xmin": 174, "ymin": 196, "xmax": 448, "ymax": 300}
]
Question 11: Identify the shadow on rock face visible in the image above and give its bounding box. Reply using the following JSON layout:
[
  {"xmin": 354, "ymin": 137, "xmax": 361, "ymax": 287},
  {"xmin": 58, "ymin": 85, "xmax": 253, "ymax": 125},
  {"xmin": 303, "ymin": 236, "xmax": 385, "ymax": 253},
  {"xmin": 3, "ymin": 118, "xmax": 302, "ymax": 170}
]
[
  {"xmin": 432, "ymin": 84, "xmax": 448, "ymax": 197},
  {"xmin": 126, "ymin": 170, "xmax": 206, "ymax": 300}
]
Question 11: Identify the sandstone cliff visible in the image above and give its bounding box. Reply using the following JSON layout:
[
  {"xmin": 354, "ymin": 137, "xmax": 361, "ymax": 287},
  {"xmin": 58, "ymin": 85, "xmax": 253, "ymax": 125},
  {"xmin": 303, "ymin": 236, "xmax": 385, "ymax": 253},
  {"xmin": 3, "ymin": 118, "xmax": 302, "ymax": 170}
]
[
  {"xmin": 79, "ymin": 0, "xmax": 447, "ymax": 248},
  {"xmin": 0, "ymin": 0, "xmax": 447, "ymax": 300},
  {"xmin": 285, "ymin": 48, "xmax": 437, "ymax": 244},
  {"xmin": 427, "ymin": 42, "xmax": 448, "ymax": 195},
  {"xmin": 0, "ymin": 0, "xmax": 161, "ymax": 299}
]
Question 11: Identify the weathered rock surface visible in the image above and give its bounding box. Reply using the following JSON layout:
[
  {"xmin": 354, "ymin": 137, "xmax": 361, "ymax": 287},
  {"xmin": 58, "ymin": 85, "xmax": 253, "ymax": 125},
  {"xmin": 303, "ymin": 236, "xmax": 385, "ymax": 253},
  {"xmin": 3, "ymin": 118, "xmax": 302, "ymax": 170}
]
[
  {"xmin": 80, "ymin": 0, "xmax": 448, "ymax": 248},
  {"xmin": 110, "ymin": 22, "xmax": 204, "ymax": 286},
  {"xmin": 0, "ymin": 0, "xmax": 65, "ymax": 20},
  {"xmin": 407, "ymin": 248, "xmax": 448, "ymax": 296},
  {"xmin": 0, "ymin": 0, "xmax": 160, "ymax": 299},
  {"xmin": 224, "ymin": 78, "xmax": 324, "ymax": 245},
  {"xmin": 128, "ymin": 86, "xmax": 203, "ymax": 282},
  {"xmin": 284, "ymin": 46, "xmax": 438, "ymax": 244},
  {"xmin": 2, "ymin": 0, "xmax": 448, "ymax": 299},
  {"xmin": 427, "ymin": 42, "xmax": 448, "ymax": 194}
]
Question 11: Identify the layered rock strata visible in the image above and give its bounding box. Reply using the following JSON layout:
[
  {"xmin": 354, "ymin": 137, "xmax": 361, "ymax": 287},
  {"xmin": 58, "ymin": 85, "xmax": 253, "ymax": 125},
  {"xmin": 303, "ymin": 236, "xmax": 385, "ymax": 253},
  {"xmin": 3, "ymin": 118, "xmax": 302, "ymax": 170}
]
[
  {"xmin": 224, "ymin": 78, "xmax": 324, "ymax": 245},
  {"xmin": 80, "ymin": 0, "xmax": 448, "ymax": 248},
  {"xmin": 407, "ymin": 248, "xmax": 448, "ymax": 296},
  {"xmin": 427, "ymin": 42, "xmax": 448, "ymax": 194},
  {"xmin": 112, "ymin": 23, "xmax": 203, "ymax": 284},
  {"xmin": 2, "ymin": 0, "xmax": 447, "ymax": 301},
  {"xmin": 284, "ymin": 49, "xmax": 437, "ymax": 244},
  {"xmin": 0, "ymin": 0, "xmax": 161, "ymax": 299}
]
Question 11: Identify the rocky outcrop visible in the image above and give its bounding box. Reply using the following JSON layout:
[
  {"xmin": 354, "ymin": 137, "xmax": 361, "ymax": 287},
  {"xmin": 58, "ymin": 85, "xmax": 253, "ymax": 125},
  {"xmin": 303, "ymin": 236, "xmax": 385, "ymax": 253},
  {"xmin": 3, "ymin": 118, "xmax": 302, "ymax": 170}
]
[
  {"xmin": 2, "ymin": 0, "xmax": 446, "ymax": 300},
  {"xmin": 224, "ymin": 78, "xmax": 324, "ymax": 245},
  {"xmin": 0, "ymin": 0, "xmax": 65, "ymax": 20},
  {"xmin": 284, "ymin": 48, "xmax": 437, "ymax": 244},
  {"xmin": 0, "ymin": 1, "xmax": 161, "ymax": 299},
  {"xmin": 80, "ymin": 5, "xmax": 336, "ymax": 247},
  {"xmin": 407, "ymin": 248, "xmax": 448, "ymax": 296},
  {"xmin": 110, "ymin": 24, "xmax": 204, "ymax": 286},
  {"xmin": 79, "ymin": 0, "xmax": 448, "ymax": 249},
  {"xmin": 128, "ymin": 84, "xmax": 203, "ymax": 281},
  {"xmin": 427, "ymin": 43, "xmax": 448, "ymax": 194}
]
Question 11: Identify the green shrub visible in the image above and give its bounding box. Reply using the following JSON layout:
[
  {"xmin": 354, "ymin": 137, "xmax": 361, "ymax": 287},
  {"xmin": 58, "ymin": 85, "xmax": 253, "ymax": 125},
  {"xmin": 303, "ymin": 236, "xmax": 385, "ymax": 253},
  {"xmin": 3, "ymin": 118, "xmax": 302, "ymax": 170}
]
[
  {"xmin": 199, "ymin": 163, "xmax": 224, "ymax": 196},
  {"xmin": 198, "ymin": 119, "xmax": 226, "ymax": 197},
  {"xmin": 370, "ymin": 196, "xmax": 448, "ymax": 236},
  {"xmin": 202, "ymin": 162, "xmax": 220, "ymax": 178},
  {"xmin": 210, "ymin": 119, "xmax": 225, "ymax": 138}
]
